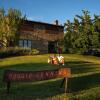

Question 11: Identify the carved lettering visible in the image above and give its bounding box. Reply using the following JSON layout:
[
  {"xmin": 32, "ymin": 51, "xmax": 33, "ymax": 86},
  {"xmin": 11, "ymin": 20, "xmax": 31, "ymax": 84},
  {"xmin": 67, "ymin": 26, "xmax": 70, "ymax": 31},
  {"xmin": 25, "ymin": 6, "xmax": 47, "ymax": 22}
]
[{"xmin": 4, "ymin": 68, "xmax": 71, "ymax": 82}]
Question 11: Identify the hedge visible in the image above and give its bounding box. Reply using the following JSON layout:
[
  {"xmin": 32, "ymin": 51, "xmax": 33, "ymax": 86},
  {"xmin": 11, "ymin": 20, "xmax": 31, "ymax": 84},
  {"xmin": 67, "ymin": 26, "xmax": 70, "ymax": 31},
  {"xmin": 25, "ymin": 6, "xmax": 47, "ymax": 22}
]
[{"xmin": 0, "ymin": 47, "xmax": 40, "ymax": 58}]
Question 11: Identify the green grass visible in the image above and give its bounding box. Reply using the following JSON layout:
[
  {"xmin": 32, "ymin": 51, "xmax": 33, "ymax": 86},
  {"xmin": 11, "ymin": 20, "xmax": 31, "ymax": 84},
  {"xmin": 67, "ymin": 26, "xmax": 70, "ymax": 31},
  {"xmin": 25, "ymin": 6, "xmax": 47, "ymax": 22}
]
[{"xmin": 0, "ymin": 54, "xmax": 100, "ymax": 100}]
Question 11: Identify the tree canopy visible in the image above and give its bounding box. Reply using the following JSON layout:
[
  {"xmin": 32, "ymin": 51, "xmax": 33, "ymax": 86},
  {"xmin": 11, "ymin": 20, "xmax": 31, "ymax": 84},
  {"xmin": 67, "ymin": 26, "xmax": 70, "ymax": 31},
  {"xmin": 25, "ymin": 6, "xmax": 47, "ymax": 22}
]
[
  {"xmin": 64, "ymin": 10, "xmax": 100, "ymax": 54},
  {"xmin": 0, "ymin": 8, "xmax": 25, "ymax": 48}
]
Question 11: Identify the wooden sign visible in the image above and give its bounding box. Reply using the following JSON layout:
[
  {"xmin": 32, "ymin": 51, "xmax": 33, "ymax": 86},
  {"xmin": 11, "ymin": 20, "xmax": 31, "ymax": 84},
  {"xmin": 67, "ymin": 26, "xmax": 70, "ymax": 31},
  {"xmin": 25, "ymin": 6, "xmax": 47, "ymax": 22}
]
[
  {"xmin": 4, "ymin": 68, "xmax": 71, "ymax": 82},
  {"xmin": 3, "ymin": 68, "xmax": 71, "ymax": 93}
]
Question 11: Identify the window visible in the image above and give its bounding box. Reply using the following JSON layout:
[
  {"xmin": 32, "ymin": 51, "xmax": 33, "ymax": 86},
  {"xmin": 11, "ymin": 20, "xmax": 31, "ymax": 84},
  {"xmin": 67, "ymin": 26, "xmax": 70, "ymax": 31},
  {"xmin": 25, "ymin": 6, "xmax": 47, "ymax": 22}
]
[
  {"xmin": 24, "ymin": 40, "xmax": 28, "ymax": 48},
  {"xmin": 19, "ymin": 40, "xmax": 23, "ymax": 47},
  {"xmin": 19, "ymin": 39, "xmax": 32, "ymax": 48},
  {"xmin": 28, "ymin": 40, "xmax": 32, "ymax": 48}
]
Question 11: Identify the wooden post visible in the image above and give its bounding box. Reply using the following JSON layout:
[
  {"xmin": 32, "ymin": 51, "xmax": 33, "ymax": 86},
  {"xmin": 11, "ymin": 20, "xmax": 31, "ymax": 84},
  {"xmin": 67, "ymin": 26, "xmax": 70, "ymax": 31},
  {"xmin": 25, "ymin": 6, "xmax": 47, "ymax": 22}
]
[
  {"xmin": 60, "ymin": 78, "xmax": 68, "ymax": 93},
  {"xmin": 60, "ymin": 78, "xmax": 65, "ymax": 88},
  {"xmin": 7, "ymin": 82, "xmax": 10, "ymax": 94},
  {"xmin": 64, "ymin": 78, "xmax": 67, "ymax": 93}
]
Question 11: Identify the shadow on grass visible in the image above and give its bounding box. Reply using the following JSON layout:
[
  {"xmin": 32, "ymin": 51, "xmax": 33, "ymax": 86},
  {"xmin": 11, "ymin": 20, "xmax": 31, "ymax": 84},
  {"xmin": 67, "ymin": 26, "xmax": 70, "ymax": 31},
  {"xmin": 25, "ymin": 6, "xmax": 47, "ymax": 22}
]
[
  {"xmin": 65, "ymin": 61, "xmax": 100, "ymax": 74},
  {"xmin": 0, "ymin": 61, "xmax": 100, "ymax": 99},
  {"xmin": 68, "ymin": 73, "xmax": 100, "ymax": 92},
  {"xmin": 65, "ymin": 61, "xmax": 100, "ymax": 92},
  {"xmin": 0, "ymin": 79, "xmax": 65, "ymax": 100},
  {"xmin": 0, "ymin": 63, "xmax": 64, "ymax": 100}
]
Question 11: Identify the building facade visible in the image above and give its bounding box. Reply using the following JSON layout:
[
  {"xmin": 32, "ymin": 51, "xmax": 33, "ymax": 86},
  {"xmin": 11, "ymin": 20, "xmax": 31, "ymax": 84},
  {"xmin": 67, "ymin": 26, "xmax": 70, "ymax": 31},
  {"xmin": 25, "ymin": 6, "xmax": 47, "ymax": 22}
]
[{"xmin": 19, "ymin": 20, "xmax": 64, "ymax": 53}]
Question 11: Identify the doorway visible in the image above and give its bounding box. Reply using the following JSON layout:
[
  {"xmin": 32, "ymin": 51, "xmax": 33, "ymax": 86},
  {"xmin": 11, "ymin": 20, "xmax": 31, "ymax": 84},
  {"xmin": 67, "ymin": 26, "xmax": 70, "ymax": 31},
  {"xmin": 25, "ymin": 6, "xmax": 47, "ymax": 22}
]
[{"xmin": 48, "ymin": 41, "xmax": 57, "ymax": 53}]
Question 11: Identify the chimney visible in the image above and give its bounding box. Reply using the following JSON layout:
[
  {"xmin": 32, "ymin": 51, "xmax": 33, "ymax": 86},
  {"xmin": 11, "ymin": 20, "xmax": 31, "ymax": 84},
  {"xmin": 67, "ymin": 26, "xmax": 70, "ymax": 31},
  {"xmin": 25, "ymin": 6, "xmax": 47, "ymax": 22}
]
[{"xmin": 54, "ymin": 20, "xmax": 59, "ymax": 25}]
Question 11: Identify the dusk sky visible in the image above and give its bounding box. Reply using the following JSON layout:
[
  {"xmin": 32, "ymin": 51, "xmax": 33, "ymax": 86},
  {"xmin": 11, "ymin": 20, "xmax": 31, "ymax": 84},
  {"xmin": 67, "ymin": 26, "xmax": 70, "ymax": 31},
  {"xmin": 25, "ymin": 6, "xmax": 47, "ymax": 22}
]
[{"xmin": 0, "ymin": 0, "xmax": 100, "ymax": 25}]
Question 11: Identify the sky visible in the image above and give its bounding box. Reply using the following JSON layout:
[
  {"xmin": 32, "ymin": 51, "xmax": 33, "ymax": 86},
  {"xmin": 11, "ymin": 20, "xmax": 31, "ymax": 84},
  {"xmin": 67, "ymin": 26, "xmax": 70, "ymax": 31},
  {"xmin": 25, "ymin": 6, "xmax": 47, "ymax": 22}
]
[{"xmin": 0, "ymin": 0, "xmax": 100, "ymax": 25}]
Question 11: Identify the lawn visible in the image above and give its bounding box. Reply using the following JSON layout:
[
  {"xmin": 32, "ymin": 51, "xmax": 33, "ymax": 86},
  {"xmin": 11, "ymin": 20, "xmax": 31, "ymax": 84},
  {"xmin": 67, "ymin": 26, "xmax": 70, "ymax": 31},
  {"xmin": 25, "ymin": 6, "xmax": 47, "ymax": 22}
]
[{"xmin": 0, "ymin": 54, "xmax": 100, "ymax": 100}]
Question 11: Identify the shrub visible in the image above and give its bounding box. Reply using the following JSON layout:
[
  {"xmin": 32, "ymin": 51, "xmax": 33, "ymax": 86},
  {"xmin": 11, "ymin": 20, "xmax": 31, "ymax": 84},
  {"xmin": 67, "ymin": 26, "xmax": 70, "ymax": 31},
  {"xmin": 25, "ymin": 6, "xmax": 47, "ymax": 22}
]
[
  {"xmin": 30, "ymin": 49, "xmax": 40, "ymax": 55},
  {"xmin": 83, "ymin": 48, "xmax": 100, "ymax": 57},
  {"xmin": 0, "ymin": 47, "xmax": 40, "ymax": 58},
  {"xmin": 0, "ymin": 47, "xmax": 31, "ymax": 58}
]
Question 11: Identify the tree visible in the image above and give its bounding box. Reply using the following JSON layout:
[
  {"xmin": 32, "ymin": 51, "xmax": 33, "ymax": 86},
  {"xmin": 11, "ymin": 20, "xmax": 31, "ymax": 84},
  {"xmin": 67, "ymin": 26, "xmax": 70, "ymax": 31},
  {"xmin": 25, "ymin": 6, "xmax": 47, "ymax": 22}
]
[
  {"xmin": 64, "ymin": 10, "xmax": 100, "ymax": 54},
  {"xmin": 93, "ymin": 15, "xmax": 100, "ymax": 48},
  {"xmin": 64, "ymin": 20, "xmax": 74, "ymax": 53},
  {"xmin": 0, "ymin": 8, "xmax": 25, "ymax": 48},
  {"xmin": 0, "ymin": 8, "xmax": 6, "ymax": 47}
]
